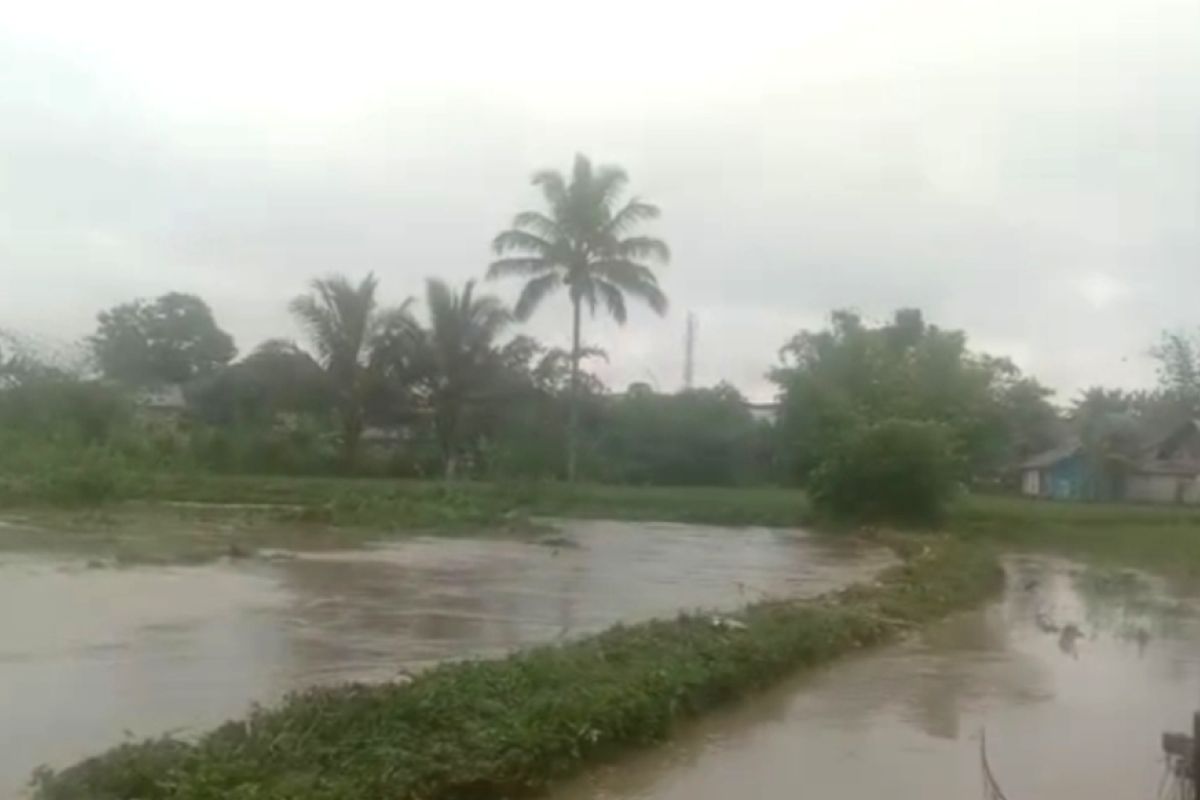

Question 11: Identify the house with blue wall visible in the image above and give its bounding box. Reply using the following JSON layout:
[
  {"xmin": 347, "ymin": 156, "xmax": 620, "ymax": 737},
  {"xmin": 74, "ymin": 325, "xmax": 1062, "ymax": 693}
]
[
  {"xmin": 1020, "ymin": 441, "xmax": 1087, "ymax": 500},
  {"xmin": 1021, "ymin": 420, "xmax": 1200, "ymax": 504}
]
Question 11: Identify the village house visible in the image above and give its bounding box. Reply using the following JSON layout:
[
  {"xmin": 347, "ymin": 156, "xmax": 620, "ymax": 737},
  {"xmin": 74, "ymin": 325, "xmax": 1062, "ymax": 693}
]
[{"xmin": 1020, "ymin": 419, "xmax": 1200, "ymax": 505}]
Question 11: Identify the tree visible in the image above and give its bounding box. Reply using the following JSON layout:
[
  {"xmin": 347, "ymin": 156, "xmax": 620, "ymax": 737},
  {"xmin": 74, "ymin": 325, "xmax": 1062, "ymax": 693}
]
[
  {"xmin": 993, "ymin": 374, "xmax": 1061, "ymax": 468},
  {"xmin": 1152, "ymin": 330, "xmax": 1200, "ymax": 398},
  {"xmin": 91, "ymin": 293, "xmax": 236, "ymax": 385},
  {"xmin": 770, "ymin": 309, "xmax": 1039, "ymax": 485},
  {"xmin": 489, "ymin": 153, "xmax": 670, "ymax": 481},
  {"xmin": 595, "ymin": 382, "xmax": 761, "ymax": 485},
  {"xmin": 289, "ymin": 273, "xmax": 413, "ymax": 467},
  {"xmin": 1149, "ymin": 330, "xmax": 1200, "ymax": 424},
  {"xmin": 808, "ymin": 419, "xmax": 957, "ymax": 525},
  {"xmin": 188, "ymin": 339, "xmax": 333, "ymax": 426},
  {"xmin": 416, "ymin": 278, "xmax": 511, "ymax": 478}
]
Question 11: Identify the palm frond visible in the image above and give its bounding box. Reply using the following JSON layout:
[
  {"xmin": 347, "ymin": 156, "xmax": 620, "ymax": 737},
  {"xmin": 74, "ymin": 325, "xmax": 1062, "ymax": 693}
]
[
  {"xmin": 512, "ymin": 211, "xmax": 562, "ymax": 240},
  {"xmin": 374, "ymin": 298, "xmax": 419, "ymax": 338},
  {"xmin": 288, "ymin": 294, "xmax": 336, "ymax": 365},
  {"xmin": 575, "ymin": 278, "xmax": 598, "ymax": 316},
  {"xmin": 570, "ymin": 154, "xmax": 593, "ymax": 189},
  {"xmin": 592, "ymin": 163, "xmax": 630, "ymax": 209},
  {"xmin": 425, "ymin": 278, "xmax": 456, "ymax": 329},
  {"xmin": 469, "ymin": 293, "xmax": 512, "ymax": 339},
  {"xmin": 594, "ymin": 279, "xmax": 627, "ymax": 324},
  {"xmin": 289, "ymin": 273, "xmax": 380, "ymax": 379},
  {"xmin": 593, "ymin": 259, "xmax": 658, "ymax": 286},
  {"xmin": 514, "ymin": 272, "xmax": 563, "ymax": 321},
  {"xmin": 532, "ymin": 169, "xmax": 568, "ymax": 213},
  {"xmin": 603, "ymin": 199, "xmax": 660, "ymax": 237},
  {"xmin": 486, "ymin": 257, "xmax": 553, "ymax": 280},
  {"xmin": 594, "ymin": 261, "xmax": 668, "ymax": 316},
  {"xmin": 616, "ymin": 236, "xmax": 670, "ymax": 263},
  {"xmin": 492, "ymin": 229, "xmax": 553, "ymax": 256}
]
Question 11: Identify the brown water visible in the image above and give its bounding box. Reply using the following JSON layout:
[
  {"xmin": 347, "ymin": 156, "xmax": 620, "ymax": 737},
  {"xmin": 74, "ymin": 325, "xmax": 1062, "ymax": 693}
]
[
  {"xmin": 551, "ymin": 556, "xmax": 1200, "ymax": 800},
  {"xmin": 0, "ymin": 520, "xmax": 889, "ymax": 797}
]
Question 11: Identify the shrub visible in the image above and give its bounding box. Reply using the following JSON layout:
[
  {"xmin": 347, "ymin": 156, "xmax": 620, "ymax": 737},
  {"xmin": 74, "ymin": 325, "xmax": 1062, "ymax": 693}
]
[{"xmin": 809, "ymin": 418, "xmax": 958, "ymax": 525}]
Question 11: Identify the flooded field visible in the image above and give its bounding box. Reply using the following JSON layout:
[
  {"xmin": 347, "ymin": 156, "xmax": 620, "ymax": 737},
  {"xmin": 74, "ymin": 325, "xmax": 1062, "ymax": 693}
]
[
  {"xmin": 0, "ymin": 519, "xmax": 889, "ymax": 797},
  {"xmin": 551, "ymin": 556, "xmax": 1200, "ymax": 800}
]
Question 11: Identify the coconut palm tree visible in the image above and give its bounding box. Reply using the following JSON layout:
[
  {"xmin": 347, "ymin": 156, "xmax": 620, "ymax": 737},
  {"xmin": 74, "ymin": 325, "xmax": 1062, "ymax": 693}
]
[
  {"xmin": 420, "ymin": 278, "xmax": 512, "ymax": 478},
  {"xmin": 488, "ymin": 154, "xmax": 669, "ymax": 480},
  {"xmin": 289, "ymin": 273, "xmax": 414, "ymax": 467}
]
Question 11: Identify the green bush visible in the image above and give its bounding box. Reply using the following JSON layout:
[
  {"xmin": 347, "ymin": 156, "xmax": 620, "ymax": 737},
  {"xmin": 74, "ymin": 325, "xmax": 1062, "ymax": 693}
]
[{"xmin": 809, "ymin": 419, "xmax": 958, "ymax": 525}]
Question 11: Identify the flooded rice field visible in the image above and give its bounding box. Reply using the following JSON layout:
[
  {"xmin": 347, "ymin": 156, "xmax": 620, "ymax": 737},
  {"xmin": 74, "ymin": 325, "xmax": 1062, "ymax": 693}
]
[
  {"xmin": 9, "ymin": 518, "xmax": 1200, "ymax": 800},
  {"xmin": 0, "ymin": 519, "xmax": 889, "ymax": 797},
  {"xmin": 551, "ymin": 556, "xmax": 1200, "ymax": 800}
]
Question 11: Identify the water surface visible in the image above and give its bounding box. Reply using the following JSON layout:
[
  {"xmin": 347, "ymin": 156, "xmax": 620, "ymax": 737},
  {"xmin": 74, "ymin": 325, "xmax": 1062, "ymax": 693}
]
[
  {"xmin": 550, "ymin": 556, "xmax": 1200, "ymax": 800},
  {"xmin": 0, "ymin": 519, "xmax": 887, "ymax": 797}
]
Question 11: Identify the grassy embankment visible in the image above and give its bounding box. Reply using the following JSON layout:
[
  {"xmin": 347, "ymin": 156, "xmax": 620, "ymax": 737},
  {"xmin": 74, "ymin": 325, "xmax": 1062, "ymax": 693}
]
[
  {"xmin": 6, "ymin": 472, "xmax": 1200, "ymax": 570},
  {"xmin": 0, "ymin": 474, "xmax": 811, "ymax": 561},
  {"xmin": 32, "ymin": 535, "xmax": 1000, "ymax": 800},
  {"xmin": 950, "ymin": 493, "xmax": 1200, "ymax": 574}
]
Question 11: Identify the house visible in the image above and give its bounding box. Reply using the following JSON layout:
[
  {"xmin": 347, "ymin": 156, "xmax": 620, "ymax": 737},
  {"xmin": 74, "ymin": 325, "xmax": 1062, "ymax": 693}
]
[
  {"xmin": 1020, "ymin": 440, "xmax": 1086, "ymax": 500},
  {"xmin": 1125, "ymin": 420, "xmax": 1200, "ymax": 505},
  {"xmin": 1021, "ymin": 419, "xmax": 1200, "ymax": 505}
]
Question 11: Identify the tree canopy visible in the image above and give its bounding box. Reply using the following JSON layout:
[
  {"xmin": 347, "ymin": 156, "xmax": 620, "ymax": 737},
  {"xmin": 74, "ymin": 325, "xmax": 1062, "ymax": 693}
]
[
  {"xmin": 770, "ymin": 309, "xmax": 1057, "ymax": 484},
  {"xmin": 91, "ymin": 293, "xmax": 236, "ymax": 385},
  {"xmin": 489, "ymin": 153, "xmax": 669, "ymax": 480}
]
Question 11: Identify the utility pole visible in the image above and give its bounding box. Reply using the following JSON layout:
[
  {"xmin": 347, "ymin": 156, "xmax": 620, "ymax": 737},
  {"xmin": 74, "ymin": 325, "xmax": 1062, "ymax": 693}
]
[{"xmin": 684, "ymin": 312, "xmax": 696, "ymax": 390}]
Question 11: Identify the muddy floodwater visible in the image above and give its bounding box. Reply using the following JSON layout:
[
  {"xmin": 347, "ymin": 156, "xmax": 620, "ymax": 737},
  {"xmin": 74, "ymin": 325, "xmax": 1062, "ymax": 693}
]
[
  {"xmin": 551, "ymin": 556, "xmax": 1200, "ymax": 800},
  {"xmin": 0, "ymin": 519, "xmax": 890, "ymax": 797}
]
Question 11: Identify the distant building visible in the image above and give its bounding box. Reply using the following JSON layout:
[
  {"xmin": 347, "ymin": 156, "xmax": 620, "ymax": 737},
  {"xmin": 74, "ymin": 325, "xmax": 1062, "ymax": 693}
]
[
  {"xmin": 1020, "ymin": 420, "xmax": 1200, "ymax": 505},
  {"xmin": 1020, "ymin": 441, "xmax": 1086, "ymax": 500},
  {"xmin": 1125, "ymin": 420, "xmax": 1200, "ymax": 505}
]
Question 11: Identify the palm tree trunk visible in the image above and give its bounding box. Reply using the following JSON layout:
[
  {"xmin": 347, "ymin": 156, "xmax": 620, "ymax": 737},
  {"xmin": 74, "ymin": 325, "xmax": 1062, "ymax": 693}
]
[{"xmin": 567, "ymin": 295, "xmax": 582, "ymax": 482}]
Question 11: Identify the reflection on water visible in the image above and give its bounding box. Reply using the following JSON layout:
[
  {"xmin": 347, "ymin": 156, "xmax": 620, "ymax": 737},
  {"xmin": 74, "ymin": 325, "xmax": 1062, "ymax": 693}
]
[
  {"xmin": 0, "ymin": 520, "xmax": 889, "ymax": 797},
  {"xmin": 550, "ymin": 555, "xmax": 1200, "ymax": 800}
]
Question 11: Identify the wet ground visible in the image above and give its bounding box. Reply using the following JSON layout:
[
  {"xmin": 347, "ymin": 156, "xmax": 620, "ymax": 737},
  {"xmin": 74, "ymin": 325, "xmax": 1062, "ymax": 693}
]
[
  {"xmin": 550, "ymin": 556, "xmax": 1200, "ymax": 800},
  {"xmin": 0, "ymin": 519, "xmax": 889, "ymax": 797}
]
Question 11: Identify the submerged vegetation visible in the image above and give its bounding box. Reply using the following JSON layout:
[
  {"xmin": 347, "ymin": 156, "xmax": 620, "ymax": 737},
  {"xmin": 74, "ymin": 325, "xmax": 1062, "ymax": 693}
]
[{"xmin": 31, "ymin": 537, "xmax": 1001, "ymax": 800}]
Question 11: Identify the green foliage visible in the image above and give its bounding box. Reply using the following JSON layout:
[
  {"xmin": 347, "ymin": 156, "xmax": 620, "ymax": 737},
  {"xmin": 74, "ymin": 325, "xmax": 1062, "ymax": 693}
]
[
  {"xmin": 188, "ymin": 340, "xmax": 334, "ymax": 426},
  {"xmin": 809, "ymin": 419, "xmax": 958, "ymax": 525},
  {"xmin": 488, "ymin": 154, "xmax": 670, "ymax": 324},
  {"xmin": 185, "ymin": 423, "xmax": 338, "ymax": 476},
  {"xmin": 489, "ymin": 153, "xmax": 670, "ymax": 479},
  {"xmin": 289, "ymin": 273, "xmax": 418, "ymax": 468},
  {"xmin": 0, "ymin": 375, "xmax": 129, "ymax": 444},
  {"xmin": 91, "ymin": 293, "xmax": 236, "ymax": 385},
  {"xmin": 592, "ymin": 383, "xmax": 763, "ymax": 485},
  {"xmin": 0, "ymin": 438, "xmax": 132, "ymax": 507},
  {"xmin": 1152, "ymin": 329, "xmax": 1200, "ymax": 405},
  {"xmin": 771, "ymin": 309, "xmax": 1057, "ymax": 484},
  {"xmin": 415, "ymin": 278, "xmax": 512, "ymax": 477},
  {"xmin": 31, "ymin": 538, "xmax": 1000, "ymax": 800}
]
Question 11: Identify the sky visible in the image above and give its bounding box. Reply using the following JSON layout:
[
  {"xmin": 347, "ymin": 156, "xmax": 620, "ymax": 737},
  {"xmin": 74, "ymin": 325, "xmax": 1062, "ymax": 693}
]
[{"xmin": 1, "ymin": 0, "xmax": 1197, "ymax": 402}]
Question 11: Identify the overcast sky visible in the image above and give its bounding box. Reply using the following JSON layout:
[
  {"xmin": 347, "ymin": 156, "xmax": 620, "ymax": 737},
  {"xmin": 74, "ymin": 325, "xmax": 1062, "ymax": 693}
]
[{"xmin": 1, "ymin": 0, "xmax": 1196, "ymax": 401}]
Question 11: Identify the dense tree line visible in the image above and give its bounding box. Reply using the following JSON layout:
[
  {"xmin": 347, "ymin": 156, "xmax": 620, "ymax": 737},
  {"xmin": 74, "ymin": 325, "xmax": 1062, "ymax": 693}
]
[{"xmin": 2, "ymin": 154, "xmax": 1197, "ymax": 521}]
